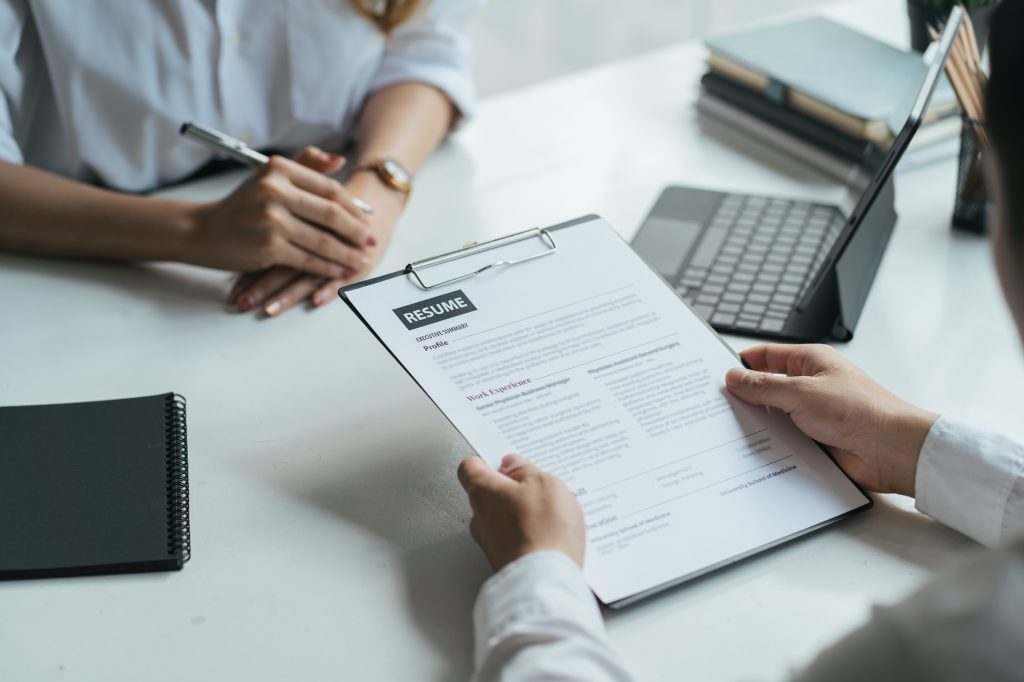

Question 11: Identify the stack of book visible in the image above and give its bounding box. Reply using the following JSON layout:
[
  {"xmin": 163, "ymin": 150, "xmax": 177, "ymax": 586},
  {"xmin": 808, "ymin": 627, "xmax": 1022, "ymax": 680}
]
[{"xmin": 699, "ymin": 17, "xmax": 961, "ymax": 187}]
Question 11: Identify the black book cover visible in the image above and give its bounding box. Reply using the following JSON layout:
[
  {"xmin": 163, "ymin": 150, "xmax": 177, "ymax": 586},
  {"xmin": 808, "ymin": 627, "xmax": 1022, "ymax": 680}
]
[
  {"xmin": 701, "ymin": 71, "xmax": 887, "ymax": 172},
  {"xmin": 0, "ymin": 393, "xmax": 190, "ymax": 580}
]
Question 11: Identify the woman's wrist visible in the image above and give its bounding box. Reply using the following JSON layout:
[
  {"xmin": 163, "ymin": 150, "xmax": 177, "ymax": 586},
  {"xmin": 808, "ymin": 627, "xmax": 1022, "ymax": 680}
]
[
  {"xmin": 346, "ymin": 169, "xmax": 408, "ymax": 213},
  {"xmin": 159, "ymin": 199, "xmax": 208, "ymax": 265}
]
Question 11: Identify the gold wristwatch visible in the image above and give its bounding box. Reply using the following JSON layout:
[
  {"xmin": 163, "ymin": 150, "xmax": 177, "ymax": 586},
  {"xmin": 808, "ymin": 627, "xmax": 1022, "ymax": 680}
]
[{"xmin": 352, "ymin": 158, "xmax": 413, "ymax": 196}]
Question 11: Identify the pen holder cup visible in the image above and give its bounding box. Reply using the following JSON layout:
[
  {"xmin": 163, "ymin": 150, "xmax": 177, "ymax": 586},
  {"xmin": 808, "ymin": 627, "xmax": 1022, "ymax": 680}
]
[{"xmin": 953, "ymin": 117, "xmax": 989, "ymax": 234}]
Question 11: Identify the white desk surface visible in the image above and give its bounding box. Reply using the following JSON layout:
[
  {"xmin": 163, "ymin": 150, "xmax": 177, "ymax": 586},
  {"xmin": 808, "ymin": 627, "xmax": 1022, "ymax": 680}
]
[{"xmin": 2, "ymin": 1, "xmax": 1020, "ymax": 680}]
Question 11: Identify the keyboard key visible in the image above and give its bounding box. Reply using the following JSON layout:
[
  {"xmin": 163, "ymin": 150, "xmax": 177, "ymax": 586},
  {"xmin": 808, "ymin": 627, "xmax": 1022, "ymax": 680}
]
[
  {"xmin": 764, "ymin": 308, "xmax": 788, "ymax": 320},
  {"xmin": 706, "ymin": 274, "xmax": 730, "ymax": 285},
  {"xmin": 735, "ymin": 317, "xmax": 761, "ymax": 331},
  {"xmin": 717, "ymin": 302, "xmax": 741, "ymax": 314},
  {"xmin": 702, "ymin": 284, "xmax": 725, "ymax": 295},
  {"xmin": 747, "ymin": 293, "xmax": 771, "ymax": 304},
  {"xmin": 772, "ymin": 293, "xmax": 796, "ymax": 306},
  {"xmin": 732, "ymin": 272, "xmax": 755, "ymax": 284},
  {"xmin": 752, "ymin": 283, "xmax": 774, "ymax": 294},
  {"xmin": 727, "ymin": 281, "xmax": 752, "ymax": 294},
  {"xmin": 756, "ymin": 272, "xmax": 781, "ymax": 285},
  {"xmin": 711, "ymin": 313, "xmax": 737, "ymax": 327},
  {"xmin": 697, "ymin": 294, "xmax": 720, "ymax": 306},
  {"xmin": 759, "ymin": 318, "xmax": 786, "ymax": 333},
  {"xmin": 722, "ymin": 292, "xmax": 745, "ymax": 304},
  {"xmin": 781, "ymin": 274, "xmax": 803, "ymax": 285},
  {"xmin": 681, "ymin": 278, "xmax": 703, "ymax": 288},
  {"xmin": 683, "ymin": 268, "xmax": 708, "ymax": 280},
  {"xmin": 742, "ymin": 303, "xmax": 767, "ymax": 316},
  {"xmin": 690, "ymin": 228, "xmax": 729, "ymax": 268},
  {"xmin": 777, "ymin": 284, "xmax": 800, "ymax": 295}
]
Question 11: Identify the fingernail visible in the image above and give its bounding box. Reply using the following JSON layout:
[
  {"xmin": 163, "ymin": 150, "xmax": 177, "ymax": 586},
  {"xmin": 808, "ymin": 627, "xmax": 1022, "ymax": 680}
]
[
  {"xmin": 265, "ymin": 301, "xmax": 281, "ymax": 316},
  {"xmin": 725, "ymin": 368, "xmax": 747, "ymax": 387},
  {"xmin": 352, "ymin": 197, "xmax": 374, "ymax": 215},
  {"xmin": 239, "ymin": 295, "xmax": 255, "ymax": 312},
  {"xmin": 340, "ymin": 267, "xmax": 354, "ymax": 279},
  {"xmin": 328, "ymin": 152, "xmax": 343, "ymax": 162},
  {"xmin": 312, "ymin": 294, "xmax": 324, "ymax": 306},
  {"xmin": 365, "ymin": 235, "xmax": 377, "ymax": 247}
]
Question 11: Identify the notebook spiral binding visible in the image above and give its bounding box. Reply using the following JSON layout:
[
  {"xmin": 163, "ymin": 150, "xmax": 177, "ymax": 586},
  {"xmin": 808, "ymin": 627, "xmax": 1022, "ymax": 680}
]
[{"xmin": 165, "ymin": 394, "xmax": 191, "ymax": 563}]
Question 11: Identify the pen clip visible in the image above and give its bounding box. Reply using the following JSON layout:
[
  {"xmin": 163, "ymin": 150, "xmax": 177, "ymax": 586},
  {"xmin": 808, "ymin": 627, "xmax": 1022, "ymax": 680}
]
[{"xmin": 406, "ymin": 228, "xmax": 558, "ymax": 290}]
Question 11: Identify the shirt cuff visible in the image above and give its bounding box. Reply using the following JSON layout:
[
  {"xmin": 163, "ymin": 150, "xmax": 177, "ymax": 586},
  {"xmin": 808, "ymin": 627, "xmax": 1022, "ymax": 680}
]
[
  {"xmin": 473, "ymin": 550, "xmax": 605, "ymax": 669},
  {"xmin": 0, "ymin": 127, "xmax": 23, "ymax": 164},
  {"xmin": 915, "ymin": 416, "xmax": 1024, "ymax": 547}
]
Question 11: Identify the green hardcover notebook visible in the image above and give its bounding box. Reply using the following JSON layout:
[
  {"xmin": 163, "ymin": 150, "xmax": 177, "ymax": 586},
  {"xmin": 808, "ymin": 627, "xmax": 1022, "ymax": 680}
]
[
  {"xmin": 706, "ymin": 16, "xmax": 957, "ymax": 145},
  {"xmin": 0, "ymin": 393, "xmax": 191, "ymax": 580}
]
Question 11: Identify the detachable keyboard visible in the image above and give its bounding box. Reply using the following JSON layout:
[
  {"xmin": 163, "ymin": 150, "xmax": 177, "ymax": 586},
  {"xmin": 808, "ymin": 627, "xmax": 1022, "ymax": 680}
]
[{"xmin": 673, "ymin": 193, "xmax": 845, "ymax": 335}]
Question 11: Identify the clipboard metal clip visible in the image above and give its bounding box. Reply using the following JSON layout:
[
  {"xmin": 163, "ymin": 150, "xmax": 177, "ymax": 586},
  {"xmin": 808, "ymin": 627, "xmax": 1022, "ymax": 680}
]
[{"xmin": 405, "ymin": 227, "xmax": 558, "ymax": 290}]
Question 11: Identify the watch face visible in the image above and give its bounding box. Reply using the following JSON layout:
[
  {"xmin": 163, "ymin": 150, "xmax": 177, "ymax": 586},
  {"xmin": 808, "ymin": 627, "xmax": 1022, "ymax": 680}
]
[{"xmin": 382, "ymin": 159, "xmax": 411, "ymax": 185}]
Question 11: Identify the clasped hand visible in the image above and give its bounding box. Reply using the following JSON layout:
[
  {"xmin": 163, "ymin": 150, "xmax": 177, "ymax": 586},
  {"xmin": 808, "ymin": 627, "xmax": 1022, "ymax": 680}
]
[
  {"xmin": 459, "ymin": 344, "xmax": 939, "ymax": 572},
  {"xmin": 190, "ymin": 147, "xmax": 375, "ymax": 280}
]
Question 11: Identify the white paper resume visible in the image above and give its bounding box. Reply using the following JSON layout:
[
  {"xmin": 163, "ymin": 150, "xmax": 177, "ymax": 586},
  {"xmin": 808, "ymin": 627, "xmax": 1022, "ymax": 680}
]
[{"xmin": 341, "ymin": 217, "xmax": 870, "ymax": 606}]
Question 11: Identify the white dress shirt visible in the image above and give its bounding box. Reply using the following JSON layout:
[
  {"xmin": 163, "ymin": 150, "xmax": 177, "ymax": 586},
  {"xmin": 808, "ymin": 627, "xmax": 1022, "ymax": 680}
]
[
  {"xmin": 473, "ymin": 416, "xmax": 1024, "ymax": 681},
  {"xmin": 0, "ymin": 0, "xmax": 478, "ymax": 191}
]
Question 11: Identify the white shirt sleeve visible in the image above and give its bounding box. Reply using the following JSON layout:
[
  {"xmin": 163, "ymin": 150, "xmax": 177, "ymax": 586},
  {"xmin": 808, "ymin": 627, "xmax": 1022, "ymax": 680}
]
[
  {"xmin": 0, "ymin": 0, "xmax": 27, "ymax": 164},
  {"xmin": 368, "ymin": 0, "xmax": 479, "ymax": 123},
  {"xmin": 915, "ymin": 416, "xmax": 1024, "ymax": 547},
  {"xmin": 472, "ymin": 550, "xmax": 633, "ymax": 682}
]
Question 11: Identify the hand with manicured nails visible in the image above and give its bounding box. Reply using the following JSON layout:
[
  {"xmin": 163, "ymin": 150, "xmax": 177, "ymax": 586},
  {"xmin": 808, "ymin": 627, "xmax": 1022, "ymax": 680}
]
[
  {"xmin": 227, "ymin": 146, "xmax": 404, "ymax": 316},
  {"xmin": 725, "ymin": 344, "xmax": 938, "ymax": 497},
  {"xmin": 189, "ymin": 147, "xmax": 375, "ymax": 280},
  {"xmin": 457, "ymin": 454, "xmax": 586, "ymax": 571}
]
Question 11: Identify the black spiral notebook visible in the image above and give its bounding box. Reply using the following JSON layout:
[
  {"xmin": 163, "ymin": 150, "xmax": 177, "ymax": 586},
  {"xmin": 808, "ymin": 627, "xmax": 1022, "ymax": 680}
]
[{"xmin": 0, "ymin": 393, "xmax": 191, "ymax": 580}]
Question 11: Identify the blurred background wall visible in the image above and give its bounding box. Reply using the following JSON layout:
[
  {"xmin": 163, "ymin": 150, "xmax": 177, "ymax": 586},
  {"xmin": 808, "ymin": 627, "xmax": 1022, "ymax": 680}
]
[{"xmin": 468, "ymin": 0, "xmax": 828, "ymax": 95}]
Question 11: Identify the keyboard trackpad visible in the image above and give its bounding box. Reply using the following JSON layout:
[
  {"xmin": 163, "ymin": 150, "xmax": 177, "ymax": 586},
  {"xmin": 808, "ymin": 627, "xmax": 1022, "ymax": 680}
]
[{"xmin": 632, "ymin": 217, "xmax": 703, "ymax": 279}]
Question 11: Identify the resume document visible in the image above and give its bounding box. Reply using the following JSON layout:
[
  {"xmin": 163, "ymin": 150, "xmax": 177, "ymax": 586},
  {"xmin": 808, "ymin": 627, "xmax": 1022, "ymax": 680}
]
[{"xmin": 342, "ymin": 217, "xmax": 870, "ymax": 606}]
